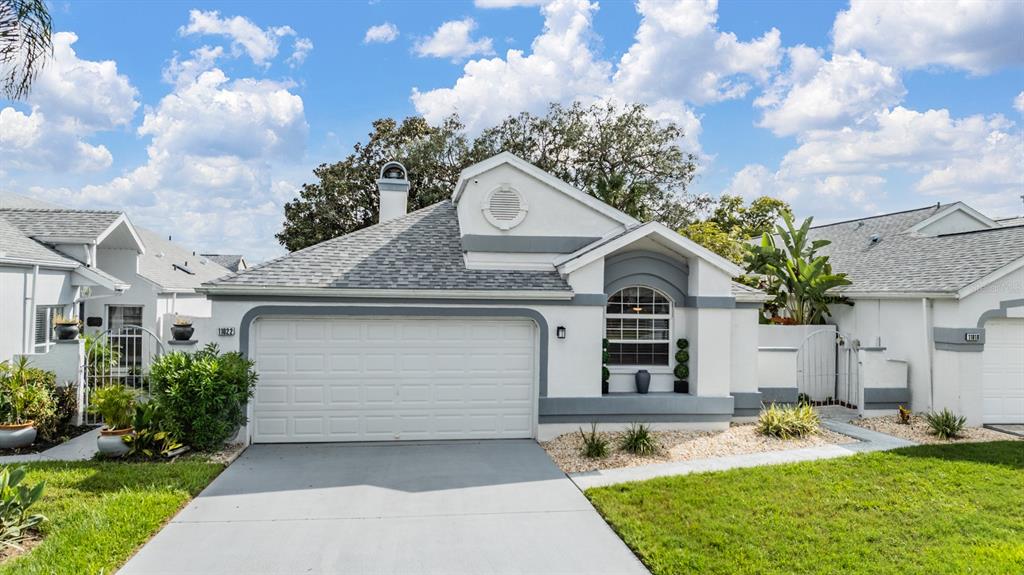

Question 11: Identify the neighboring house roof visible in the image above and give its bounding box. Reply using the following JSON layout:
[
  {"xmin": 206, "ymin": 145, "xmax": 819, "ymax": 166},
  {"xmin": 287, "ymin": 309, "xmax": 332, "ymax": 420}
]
[
  {"xmin": 0, "ymin": 216, "xmax": 79, "ymax": 269},
  {"xmin": 0, "ymin": 207, "xmax": 124, "ymax": 242},
  {"xmin": 807, "ymin": 204, "xmax": 1024, "ymax": 297},
  {"xmin": 204, "ymin": 201, "xmax": 572, "ymax": 296},
  {"xmin": 136, "ymin": 228, "xmax": 232, "ymax": 293},
  {"xmin": 730, "ymin": 281, "xmax": 770, "ymax": 302},
  {"xmin": 200, "ymin": 253, "xmax": 246, "ymax": 272}
]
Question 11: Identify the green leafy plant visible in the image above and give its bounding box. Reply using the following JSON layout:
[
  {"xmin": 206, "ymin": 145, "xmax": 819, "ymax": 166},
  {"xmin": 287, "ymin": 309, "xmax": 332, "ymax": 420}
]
[
  {"xmin": 579, "ymin": 423, "xmax": 609, "ymax": 459},
  {"xmin": 84, "ymin": 333, "xmax": 120, "ymax": 378},
  {"xmin": 897, "ymin": 405, "xmax": 912, "ymax": 425},
  {"xmin": 123, "ymin": 402, "xmax": 183, "ymax": 459},
  {"xmin": 673, "ymin": 363, "xmax": 689, "ymax": 380},
  {"xmin": 0, "ymin": 465, "xmax": 46, "ymax": 550},
  {"xmin": 0, "ymin": 357, "xmax": 55, "ymax": 426},
  {"xmin": 88, "ymin": 385, "xmax": 137, "ymax": 430},
  {"xmin": 673, "ymin": 338, "xmax": 690, "ymax": 382},
  {"xmin": 745, "ymin": 213, "xmax": 852, "ymax": 324},
  {"xmin": 150, "ymin": 344, "xmax": 257, "ymax": 451},
  {"xmin": 601, "ymin": 338, "xmax": 610, "ymax": 388},
  {"xmin": 925, "ymin": 409, "xmax": 966, "ymax": 440},
  {"xmin": 797, "ymin": 392, "xmax": 812, "ymax": 407},
  {"xmin": 757, "ymin": 403, "xmax": 820, "ymax": 439},
  {"xmin": 619, "ymin": 422, "xmax": 658, "ymax": 456}
]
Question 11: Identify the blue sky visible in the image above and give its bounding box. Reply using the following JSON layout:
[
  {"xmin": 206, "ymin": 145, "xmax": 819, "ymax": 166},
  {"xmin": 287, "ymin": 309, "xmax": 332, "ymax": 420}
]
[{"xmin": 1, "ymin": 0, "xmax": 1021, "ymax": 261}]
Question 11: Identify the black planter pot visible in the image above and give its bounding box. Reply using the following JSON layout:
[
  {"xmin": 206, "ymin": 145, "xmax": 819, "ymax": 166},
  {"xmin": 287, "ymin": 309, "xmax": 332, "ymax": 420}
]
[
  {"xmin": 54, "ymin": 324, "xmax": 79, "ymax": 340},
  {"xmin": 601, "ymin": 380, "xmax": 609, "ymax": 395},
  {"xmin": 171, "ymin": 324, "xmax": 195, "ymax": 341},
  {"xmin": 635, "ymin": 370, "xmax": 651, "ymax": 394},
  {"xmin": 673, "ymin": 380, "xmax": 689, "ymax": 394}
]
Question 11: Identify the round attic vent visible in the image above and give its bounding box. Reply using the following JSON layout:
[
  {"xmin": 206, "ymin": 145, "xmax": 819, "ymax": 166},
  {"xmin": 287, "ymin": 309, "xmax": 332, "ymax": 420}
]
[{"xmin": 482, "ymin": 185, "xmax": 528, "ymax": 230}]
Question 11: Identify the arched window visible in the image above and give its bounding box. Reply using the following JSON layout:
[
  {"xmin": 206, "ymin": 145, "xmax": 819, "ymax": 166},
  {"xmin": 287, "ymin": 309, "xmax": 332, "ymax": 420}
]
[{"xmin": 605, "ymin": 286, "xmax": 671, "ymax": 366}]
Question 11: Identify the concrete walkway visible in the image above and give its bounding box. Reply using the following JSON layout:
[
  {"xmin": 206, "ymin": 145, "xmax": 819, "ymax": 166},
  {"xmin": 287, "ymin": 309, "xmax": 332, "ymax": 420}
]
[
  {"xmin": 119, "ymin": 440, "xmax": 648, "ymax": 575},
  {"xmin": 0, "ymin": 427, "xmax": 98, "ymax": 464},
  {"xmin": 570, "ymin": 419, "xmax": 917, "ymax": 490}
]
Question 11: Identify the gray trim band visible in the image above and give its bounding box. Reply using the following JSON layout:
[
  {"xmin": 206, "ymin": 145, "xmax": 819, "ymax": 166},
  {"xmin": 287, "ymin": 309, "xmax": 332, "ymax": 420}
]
[
  {"xmin": 539, "ymin": 394, "xmax": 733, "ymax": 417},
  {"xmin": 461, "ymin": 234, "xmax": 600, "ymax": 254},
  {"xmin": 759, "ymin": 387, "xmax": 798, "ymax": 403},
  {"xmin": 604, "ymin": 250, "xmax": 689, "ymax": 307},
  {"xmin": 212, "ymin": 294, "xmax": 596, "ymax": 306},
  {"xmin": 540, "ymin": 413, "xmax": 731, "ymax": 424},
  {"xmin": 572, "ymin": 293, "xmax": 608, "ymax": 306},
  {"xmin": 933, "ymin": 327, "xmax": 985, "ymax": 352},
  {"xmin": 863, "ymin": 387, "xmax": 910, "ymax": 404},
  {"xmin": 238, "ymin": 305, "xmax": 550, "ymax": 396},
  {"xmin": 735, "ymin": 301, "xmax": 763, "ymax": 309},
  {"xmin": 731, "ymin": 391, "xmax": 763, "ymax": 416},
  {"xmin": 683, "ymin": 296, "xmax": 737, "ymax": 309},
  {"xmin": 758, "ymin": 346, "xmax": 798, "ymax": 352},
  {"xmin": 977, "ymin": 298, "xmax": 1024, "ymax": 328}
]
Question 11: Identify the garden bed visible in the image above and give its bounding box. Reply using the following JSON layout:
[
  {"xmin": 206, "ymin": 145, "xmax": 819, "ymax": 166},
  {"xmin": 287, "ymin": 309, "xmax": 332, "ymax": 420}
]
[
  {"xmin": 542, "ymin": 423, "xmax": 856, "ymax": 473},
  {"xmin": 852, "ymin": 414, "xmax": 1021, "ymax": 444},
  {"xmin": 0, "ymin": 425, "xmax": 98, "ymax": 456}
]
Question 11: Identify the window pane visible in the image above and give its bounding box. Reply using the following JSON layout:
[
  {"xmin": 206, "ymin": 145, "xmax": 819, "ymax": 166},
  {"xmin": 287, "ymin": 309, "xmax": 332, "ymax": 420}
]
[{"xmin": 606, "ymin": 342, "xmax": 670, "ymax": 366}]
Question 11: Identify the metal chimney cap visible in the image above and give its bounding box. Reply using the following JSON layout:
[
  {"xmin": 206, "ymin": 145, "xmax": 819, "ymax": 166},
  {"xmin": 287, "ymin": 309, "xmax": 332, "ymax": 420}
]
[{"xmin": 379, "ymin": 161, "xmax": 408, "ymax": 181}]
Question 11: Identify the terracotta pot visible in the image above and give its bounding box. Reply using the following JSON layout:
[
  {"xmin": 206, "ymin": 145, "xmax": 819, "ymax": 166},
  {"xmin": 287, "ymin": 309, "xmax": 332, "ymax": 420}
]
[
  {"xmin": 97, "ymin": 427, "xmax": 134, "ymax": 457},
  {"xmin": 0, "ymin": 422, "xmax": 37, "ymax": 449},
  {"xmin": 171, "ymin": 324, "xmax": 194, "ymax": 341}
]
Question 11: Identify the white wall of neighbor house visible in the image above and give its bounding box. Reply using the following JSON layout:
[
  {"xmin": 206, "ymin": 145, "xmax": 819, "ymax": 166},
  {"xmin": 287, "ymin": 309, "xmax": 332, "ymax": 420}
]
[
  {"xmin": 0, "ymin": 265, "xmax": 75, "ymax": 361},
  {"xmin": 456, "ymin": 163, "xmax": 625, "ymax": 240}
]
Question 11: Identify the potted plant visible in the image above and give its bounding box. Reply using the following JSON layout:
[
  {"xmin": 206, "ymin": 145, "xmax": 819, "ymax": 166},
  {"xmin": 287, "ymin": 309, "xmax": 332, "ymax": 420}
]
[
  {"xmin": 170, "ymin": 317, "xmax": 194, "ymax": 341},
  {"xmin": 53, "ymin": 314, "xmax": 80, "ymax": 340},
  {"xmin": 601, "ymin": 338, "xmax": 610, "ymax": 395},
  {"xmin": 0, "ymin": 358, "xmax": 53, "ymax": 449},
  {"xmin": 635, "ymin": 369, "xmax": 650, "ymax": 394},
  {"xmin": 89, "ymin": 385, "xmax": 137, "ymax": 457},
  {"xmin": 673, "ymin": 338, "xmax": 689, "ymax": 394}
]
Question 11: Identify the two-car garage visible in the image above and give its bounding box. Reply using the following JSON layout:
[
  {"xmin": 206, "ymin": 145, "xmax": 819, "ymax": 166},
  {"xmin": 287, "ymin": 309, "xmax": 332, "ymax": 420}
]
[{"xmin": 250, "ymin": 316, "xmax": 538, "ymax": 442}]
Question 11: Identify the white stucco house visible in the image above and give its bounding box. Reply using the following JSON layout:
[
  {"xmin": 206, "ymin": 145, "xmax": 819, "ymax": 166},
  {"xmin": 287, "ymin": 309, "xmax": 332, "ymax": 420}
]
[
  {"xmin": 195, "ymin": 153, "xmax": 771, "ymax": 443},
  {"xmin": 0, "ymin": 197, "xmax": 231, "ymax": 364},
  {"xmin": 812, "ymin": 202, "xmax": 1024, "ymax": 425}
]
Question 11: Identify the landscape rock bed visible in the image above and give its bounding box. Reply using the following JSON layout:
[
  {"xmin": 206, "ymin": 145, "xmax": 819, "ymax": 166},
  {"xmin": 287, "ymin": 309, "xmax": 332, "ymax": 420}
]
[
  {"xmin": 852, "ymin": 415, "xmax": 1020, "ymax": 444},
  {"xmin": 542, "ymin": 423, "xmax": 856, "ymax": 474}
]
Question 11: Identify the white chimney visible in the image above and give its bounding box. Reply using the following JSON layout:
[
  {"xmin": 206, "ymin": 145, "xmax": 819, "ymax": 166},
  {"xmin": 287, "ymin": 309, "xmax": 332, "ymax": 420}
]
[{"xmin": 377, "ymin": 161, "xmax": 410, "ymax": 223}]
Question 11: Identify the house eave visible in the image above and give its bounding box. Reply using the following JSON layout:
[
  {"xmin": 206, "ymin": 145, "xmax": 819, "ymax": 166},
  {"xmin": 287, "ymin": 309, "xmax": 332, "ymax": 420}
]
[
  {"xmin": 197, "ymin": 285, "xmax": 576, "ymax": 301},
  {"xmin": 0, "ymin": 257, "xmax": 79, "ymax": 270},
  {"xmin": 837, "ymin": 290, "xmax": 958, "ymax": 300}
]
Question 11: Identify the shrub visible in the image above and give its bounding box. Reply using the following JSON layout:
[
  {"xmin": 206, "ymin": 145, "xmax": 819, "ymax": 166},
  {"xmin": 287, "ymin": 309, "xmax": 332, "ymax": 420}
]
[
  {"xmin": 757, "ymin": 403, "xmax": 819, "ymax": 439},
  {"xmin": 897, "ymin": 405, "xmax": 911, "ymax": 425},
  {"xmin": 0, "ymin": 466, "xmax": 46, "ymax": 550},
  {"xmin": 619, "ymin": 422, "xmax": 658, "ymax": 456},
  {"xmin": 925, "ymin": 409, "xmax": 966, "ymax": 439},
  {"xmin": 797, "ymin": 392, "xmax": 812, "ymax": 407},
  {"xmin": 35, "ymin": 384, "xmax": 78, "ymax": 443},
  {"xmin": 673, "ymin": 363, "xmax": 689, "ymax": 380},
  {"xmin": 579, "ymin": 423, "xmax": 609, "ymax": 459},
  {"xmin": 123, "ymin": 402, "xmax": 183, "ymax": 459},
  {"xmin": 0, "ymin": 358, "xmax": 56, "ymax": 427},
  {"xmin": 88, "ymin": 385, "xmax": 137, "ymax": 430},
  {"xmin": 150, "ymin": 344, "xmax": 257, "ymax": 451}
]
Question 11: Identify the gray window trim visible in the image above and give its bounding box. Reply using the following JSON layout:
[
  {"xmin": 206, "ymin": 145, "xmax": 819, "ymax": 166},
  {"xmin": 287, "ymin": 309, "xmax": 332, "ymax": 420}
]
[
  {"xmin": 238, "ymin": 305, "xmax": 550, "ymax": 396},
  {"xmin": 976, "ymin": 298, "xmax": 1024, "ymax": 328},
  {"xmin": 933, "ymin": 327, "xmax": 986, "ymax": 352}
]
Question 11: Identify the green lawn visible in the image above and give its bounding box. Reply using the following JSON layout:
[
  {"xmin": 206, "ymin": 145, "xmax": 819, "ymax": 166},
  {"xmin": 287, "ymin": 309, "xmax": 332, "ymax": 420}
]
[
  {"xmin": 587, "ymin": 441, "xmax": 1024, "ymax": 575},
  {"xmin": 0, "ymin": 460, "xmax": 223, "ymax": 575}
]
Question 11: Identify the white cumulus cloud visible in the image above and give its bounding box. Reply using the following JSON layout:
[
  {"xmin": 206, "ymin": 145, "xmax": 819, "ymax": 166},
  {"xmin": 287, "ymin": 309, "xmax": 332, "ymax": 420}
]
[
  {"xmin": 179, "ymin": 9, "xmax": 299, "ymax": 66},
  {"xmin": 1014, "ymin": 91, "xmax": 1024, "ymax": 114},
  {"xmin": 833, "ymin": 0, "xmax": 1024, "ymax": 74},
  {"xmin": 364, "ymin": 22, "xmax": 399, "ymax": 44},
  {"xmin": 414, "ymin": 18, "xmax": 494, "ymax": 60}
]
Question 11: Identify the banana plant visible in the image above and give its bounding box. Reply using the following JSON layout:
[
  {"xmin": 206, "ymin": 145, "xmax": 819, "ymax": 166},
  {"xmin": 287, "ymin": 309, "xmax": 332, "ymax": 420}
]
[{"xmin": 745, "ymin": 213, "xmax": 851, "ymax": 324}]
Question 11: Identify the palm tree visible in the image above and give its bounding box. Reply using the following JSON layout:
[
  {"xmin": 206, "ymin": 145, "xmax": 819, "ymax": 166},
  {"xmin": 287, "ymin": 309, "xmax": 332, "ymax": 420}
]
[{"xmin": 0, "ymin": 0, "xmax": 52, "ymax": 100}]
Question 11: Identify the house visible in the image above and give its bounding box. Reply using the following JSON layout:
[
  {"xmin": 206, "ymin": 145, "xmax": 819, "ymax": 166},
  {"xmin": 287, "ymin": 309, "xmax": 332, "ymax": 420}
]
[
  {"xmin": 0, "ymin": 200, "xmax": 232, "ymax": 363},
  {"xmin": 197, "ymin": 153, "xmax": 770, "ymax": 443},
  {"xmin": 201, "ymin": 253, "xmax": 249, "ymax": 272},
  {"xmin": 810, "ymin": 203, "xmax": 1024, "ymax": 425}
]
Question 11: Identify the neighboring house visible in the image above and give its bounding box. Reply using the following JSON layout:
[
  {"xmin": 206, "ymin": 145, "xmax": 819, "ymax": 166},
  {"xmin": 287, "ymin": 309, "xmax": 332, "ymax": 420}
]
[
  {"xmin": 0, "ymin": 202, "xmax": 231, "ymax": 362},
  {"xmin": 810, "ymin": 202, "xmax": 1024, "ymax": 425},
  {"xmin": 198, "ymin": 153, "xmax": 770, "ymax": 443},
  {"xmin": 201, "ymin": 253, "xmax": 248, "ymax": 272}
]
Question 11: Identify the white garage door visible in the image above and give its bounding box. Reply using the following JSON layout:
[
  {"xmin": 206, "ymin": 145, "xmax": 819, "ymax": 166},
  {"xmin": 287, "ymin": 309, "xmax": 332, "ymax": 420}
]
[
  {"xmin": 251, "ymin": 316, "xmax": 537, "ymax": 442},
  {"xmin": 982, "ymin": 319, "xmax": 1024, "ymax": 424}
]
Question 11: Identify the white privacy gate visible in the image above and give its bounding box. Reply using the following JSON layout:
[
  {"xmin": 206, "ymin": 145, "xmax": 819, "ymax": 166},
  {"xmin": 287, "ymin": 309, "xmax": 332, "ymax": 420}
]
[
  {"xmin": 84, "ymin": 325, "xmax": 165, "ymax": 424},
  {"xmin": 795, "ymin": 328, "xmax": 859, "ymax": 407}
]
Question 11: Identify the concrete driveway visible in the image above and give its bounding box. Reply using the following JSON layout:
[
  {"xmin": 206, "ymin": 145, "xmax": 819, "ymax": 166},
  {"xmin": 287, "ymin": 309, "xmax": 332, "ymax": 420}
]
[{"xmin": 119, "ymin": 440, "xmax": 648, "ymax": 575}]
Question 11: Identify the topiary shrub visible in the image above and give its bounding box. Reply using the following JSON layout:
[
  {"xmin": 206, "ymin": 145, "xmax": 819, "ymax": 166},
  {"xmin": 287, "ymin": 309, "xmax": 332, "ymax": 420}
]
[
  {"xmin": 601, "ymin": 338, "xmax": 610, "ymax": 394},
  {"xmin": 673, "ymin": 339, "xmax": 690, "ymax": 393},
  {"xmin": 150, "ymin": 344, "xmax": 257, "ymax": 451}
]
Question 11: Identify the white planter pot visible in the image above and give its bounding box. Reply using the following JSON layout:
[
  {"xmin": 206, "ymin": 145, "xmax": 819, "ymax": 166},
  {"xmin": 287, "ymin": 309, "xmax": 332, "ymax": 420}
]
[
  {"xmin": 0, "ymin": 423, "xmax": 36, "ymax": 449},
  {"xmin": 97, "ymin": 428, "xmax": 133, "ymax": 457}
]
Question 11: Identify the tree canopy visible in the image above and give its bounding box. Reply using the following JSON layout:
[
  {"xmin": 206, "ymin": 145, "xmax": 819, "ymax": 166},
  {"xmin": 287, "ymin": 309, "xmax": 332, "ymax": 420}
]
[
  {"xmin": 277, "ymin": 102, "xmax": 704, "ymax": 251},
  {"xmin": 680, "ymin": 194, "xmax": 793, "ymax": 264}
]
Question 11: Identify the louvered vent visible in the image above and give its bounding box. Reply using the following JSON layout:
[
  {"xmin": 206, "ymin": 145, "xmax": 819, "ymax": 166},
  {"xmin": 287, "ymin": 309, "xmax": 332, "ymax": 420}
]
[{"xmin": 482, "ymin": 186, "xmax": 528, "ymax": 230}]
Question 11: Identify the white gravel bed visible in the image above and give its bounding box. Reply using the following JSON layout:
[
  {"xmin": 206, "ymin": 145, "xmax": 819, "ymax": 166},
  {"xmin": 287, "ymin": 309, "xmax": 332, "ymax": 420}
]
[
  {"xmin": 852, "ymin": 415, "xmax": 1021, "ymax": 445},
  {"xmin": 541, "ymin": 423, "xmax": 856, "ymax": 474}
]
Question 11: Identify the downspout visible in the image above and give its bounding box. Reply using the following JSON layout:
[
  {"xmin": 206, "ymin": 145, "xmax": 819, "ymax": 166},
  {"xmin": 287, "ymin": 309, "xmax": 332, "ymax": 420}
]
[
  {"xmin": 23, "ymin": 265, "xmax": 40, "ymax": 354},
  {"xmin": 922, "ymin": 297, "xmax": 935, "ymax": 411}
]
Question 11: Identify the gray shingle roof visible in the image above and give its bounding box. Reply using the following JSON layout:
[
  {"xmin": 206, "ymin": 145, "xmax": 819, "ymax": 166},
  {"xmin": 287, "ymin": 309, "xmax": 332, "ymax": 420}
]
[
  {"xmin": 0, "ymin": 216, "xmax": 80, "ymax": 268},
  {"xmin": 201, "ymin": 254, "xmax": 245, "ymax": 272},
  {"xmin": 0, "ymin": 207, "xmax": 122, "ymax": 240},
  {"xmin": 137, "ymin": 228, "xmax": 232, "ymax": 292},
  {"xmin": 208, "ymin": 201, "xmax": 571, "ymax": 292},
  {"xmin": 807, "ymin": 205, "xmax": 1024, "ymax": 294}
]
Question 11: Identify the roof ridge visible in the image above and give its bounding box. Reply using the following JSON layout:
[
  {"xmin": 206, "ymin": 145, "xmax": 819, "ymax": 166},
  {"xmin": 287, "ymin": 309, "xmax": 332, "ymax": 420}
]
[
  {"xmin": 0, "ymin": 207, "xmax": 123, "ymax": 215},
  {"xmin": 809, "ymin": 204, "xmax": 943, "ymax": 230},
  {"xmin": 934, "ymin": 223, "xmax": 1024, "ymax": 238}
]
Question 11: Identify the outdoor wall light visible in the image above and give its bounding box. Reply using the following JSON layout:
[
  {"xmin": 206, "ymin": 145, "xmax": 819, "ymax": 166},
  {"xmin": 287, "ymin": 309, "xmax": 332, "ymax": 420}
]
[{"xmin": 556, "ymin": 326, "xmax": 567, "ymax": 339}]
